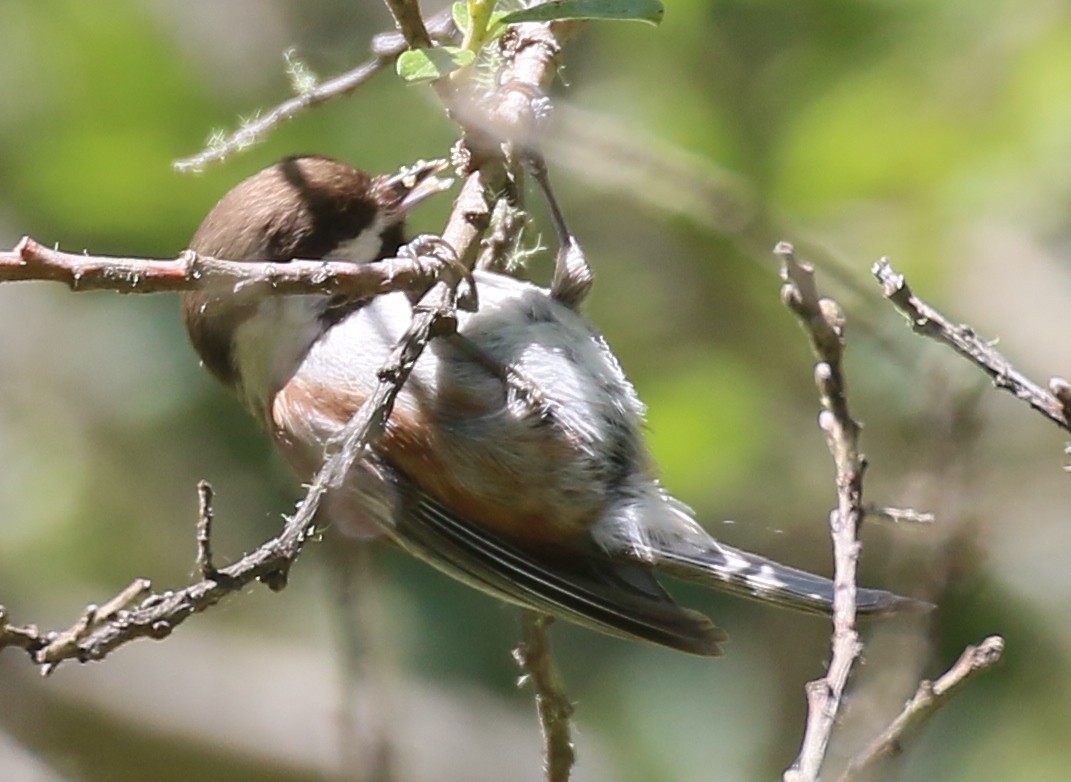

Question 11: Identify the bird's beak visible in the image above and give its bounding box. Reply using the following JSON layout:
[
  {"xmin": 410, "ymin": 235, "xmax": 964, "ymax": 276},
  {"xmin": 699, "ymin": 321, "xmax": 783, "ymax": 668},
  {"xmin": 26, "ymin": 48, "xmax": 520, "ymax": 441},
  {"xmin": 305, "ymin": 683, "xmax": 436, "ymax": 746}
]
[{"xmin": 376, "ymin": 159, "xmax": 454, "ymax": 217}]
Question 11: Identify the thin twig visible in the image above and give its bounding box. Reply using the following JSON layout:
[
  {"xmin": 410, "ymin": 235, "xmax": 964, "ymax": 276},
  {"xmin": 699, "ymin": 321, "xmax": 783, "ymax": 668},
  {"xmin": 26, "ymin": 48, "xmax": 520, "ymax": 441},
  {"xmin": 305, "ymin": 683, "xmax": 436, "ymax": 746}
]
[
  {"xmin": 0, "ymin": 236, "xmax": 447, "ymax": 296},
  {"xmin": 514, "ymin": 612, "xmax": 575, "ymax": 782},
  {"xmin": 195, "ymin": 481, "xmax": 218, "ymax": 580},
  {"xmin": 838, "ymin": 635, "xmax": 1005, "ymax": 781},
  {"xmin": 174, "ymin": 59, "xmax": 387, "ymax": 172},
  {"xmin": 0, "ymin": 607, "xmax": 41, "ymax": 655},
  {"xmin": 173, "ymin": 10, "xmax": 456, "ymax": 172},
  {"xmin": 779, "ymin": 242, "xmax": 866, "ymax": 782},
  {"xmin": 862, "ymin": 503, "xmax": 935, "ymax": 526},
  {"xmin": 873, "ymin": 258, "xmax": 1071, "ymax": 433}
]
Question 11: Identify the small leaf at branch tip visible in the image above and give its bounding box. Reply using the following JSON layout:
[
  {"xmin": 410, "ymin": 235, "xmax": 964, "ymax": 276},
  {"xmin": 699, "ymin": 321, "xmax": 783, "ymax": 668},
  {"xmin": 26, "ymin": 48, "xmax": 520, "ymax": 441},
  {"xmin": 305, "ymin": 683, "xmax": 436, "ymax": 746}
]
[
  {"xmin": 397, "ymin": 47, "xmax": 476, "ymax": 84},
  {"xmin": 500, "ymin": 0, "xmax": 666, "ymax": 26},
  {"xmin": 773, "ymin": 240, "xmax": 795, "ymax": 256}
]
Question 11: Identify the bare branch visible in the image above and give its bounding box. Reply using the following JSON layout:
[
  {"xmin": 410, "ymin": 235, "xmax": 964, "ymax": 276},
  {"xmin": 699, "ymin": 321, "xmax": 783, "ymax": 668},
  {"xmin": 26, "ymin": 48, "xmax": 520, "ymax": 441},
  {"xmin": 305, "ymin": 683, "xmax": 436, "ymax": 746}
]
[
  {"xmin": 0, "ymin": 236, "xmax": 447, "ymax": 297},
  {"xmin": 382, "ymin": 0, "xmax": 433, "ymax": 49},
  {"xmin": 0, "ymin": 606, "xmax": 43, "ymax": 655},
  {"xmin": 838, "ymin": 636, "xmax": 1005, "ymax": 782},
  {"xmin": 514, "ymin": 612, "xmax": 575, "ymax": 782},
  {"xmin": 489, "ymin": 22, "xmax": 584, "ymax": 149},
  {"xmin": 862, "ymin": 503, "xmax": 935, "ymax": 526},
  {"xmin": 873, "ymin": 258, "xmax": 1071, "ymax": 433},
  {"xmin": 779, "ymin": 241, "xmax": 866, "ymax": 782}
]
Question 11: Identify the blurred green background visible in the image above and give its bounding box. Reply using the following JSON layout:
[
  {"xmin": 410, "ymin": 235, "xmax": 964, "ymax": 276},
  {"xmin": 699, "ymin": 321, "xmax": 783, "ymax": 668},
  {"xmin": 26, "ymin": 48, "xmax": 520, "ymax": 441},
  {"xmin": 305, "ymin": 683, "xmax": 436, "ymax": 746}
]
[{"xmin": 3, "ymin": 1, "xmax": 1071, "ymax": 780}]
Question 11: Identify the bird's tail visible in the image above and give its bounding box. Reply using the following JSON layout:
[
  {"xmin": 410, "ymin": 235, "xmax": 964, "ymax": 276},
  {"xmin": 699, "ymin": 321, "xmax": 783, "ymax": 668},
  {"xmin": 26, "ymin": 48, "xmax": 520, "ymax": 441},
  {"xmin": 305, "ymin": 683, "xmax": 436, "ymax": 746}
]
[{"xmin": 655, "ymin": 540, "xmax": 932, "ymax": 616}]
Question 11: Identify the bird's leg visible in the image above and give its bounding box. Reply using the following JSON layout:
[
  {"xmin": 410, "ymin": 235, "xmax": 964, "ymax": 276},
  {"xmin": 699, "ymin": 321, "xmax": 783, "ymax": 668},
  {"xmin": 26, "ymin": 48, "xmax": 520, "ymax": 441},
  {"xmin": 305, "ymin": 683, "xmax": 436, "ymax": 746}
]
[
  {"xmin": 396, "ymin": 233, "xmax": 478, "ymax": 317},
  {"xmin": 526, "ymin": 153, "xmax": 592, "ymax": 309}
]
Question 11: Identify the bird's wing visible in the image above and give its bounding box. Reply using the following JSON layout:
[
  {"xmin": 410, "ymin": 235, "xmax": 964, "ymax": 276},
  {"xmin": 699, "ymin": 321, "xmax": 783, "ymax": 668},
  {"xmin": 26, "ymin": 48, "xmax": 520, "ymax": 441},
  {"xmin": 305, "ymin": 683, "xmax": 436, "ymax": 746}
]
[{"xmin": 369, "ymin": 456, "xmax": 727, "ymax": 656}]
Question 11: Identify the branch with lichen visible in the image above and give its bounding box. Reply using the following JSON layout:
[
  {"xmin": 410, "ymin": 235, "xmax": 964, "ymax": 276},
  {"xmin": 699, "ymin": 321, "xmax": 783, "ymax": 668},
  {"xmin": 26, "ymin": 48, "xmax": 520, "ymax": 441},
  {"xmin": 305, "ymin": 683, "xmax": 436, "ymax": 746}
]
[{"xmin": 173, "ymin": 9, "xmax": 457, "ymax": 172}]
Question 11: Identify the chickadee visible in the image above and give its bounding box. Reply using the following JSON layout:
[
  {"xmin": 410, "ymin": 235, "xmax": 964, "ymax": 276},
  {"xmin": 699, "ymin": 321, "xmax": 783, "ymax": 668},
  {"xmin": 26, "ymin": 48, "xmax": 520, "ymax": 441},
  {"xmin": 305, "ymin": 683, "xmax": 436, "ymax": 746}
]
[{"xmin": 183, "ymin": 155, "xmax": 925, "ymax": 656}]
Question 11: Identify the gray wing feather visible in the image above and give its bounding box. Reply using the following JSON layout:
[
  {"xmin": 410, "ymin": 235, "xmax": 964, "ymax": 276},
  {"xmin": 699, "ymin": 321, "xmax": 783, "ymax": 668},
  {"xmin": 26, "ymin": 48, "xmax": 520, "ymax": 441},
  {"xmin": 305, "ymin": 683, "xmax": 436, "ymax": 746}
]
[{"xmin": 373, "ymin": 459, "xmax": 727, "ymax": 656}]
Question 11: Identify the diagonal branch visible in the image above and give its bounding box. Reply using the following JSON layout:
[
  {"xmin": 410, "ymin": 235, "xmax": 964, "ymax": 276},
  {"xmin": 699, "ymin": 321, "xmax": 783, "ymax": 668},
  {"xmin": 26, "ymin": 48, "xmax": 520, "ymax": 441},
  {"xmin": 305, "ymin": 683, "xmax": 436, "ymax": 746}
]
[
  {"xmin": 873, "ymin": 258, "xmax": 1071, "ymax": 433},
  {"xmin": 838, "ymin": 635, "xmax": 1005, "ymax": 781},
  {"xmin": 173, "ymin": 10, "xmax": 456, "ymax": 172}
]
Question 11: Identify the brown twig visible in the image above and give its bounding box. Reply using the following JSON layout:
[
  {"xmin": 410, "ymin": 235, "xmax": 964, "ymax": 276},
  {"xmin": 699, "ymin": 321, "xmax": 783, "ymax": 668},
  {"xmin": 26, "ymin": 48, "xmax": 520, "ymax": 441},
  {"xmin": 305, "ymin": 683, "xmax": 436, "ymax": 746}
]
[
  {"xmin": 382, "ymin": 0, "xmax": 434, "ymax": 49},
  {"xmin": 778, "ymin": 242, "xmax": 866, "ymax": 782},
  {"xmin": 0, "ymin": 236, "xmax": 447, "ymax": 296},
  {"xmin": 873, "ymin": 258, "xmax": 1071, "ymax": 433},
  {"xmin": 514, "ymin": 612, "xmax": 575, "ymax": 782},
  {"xmin": 838, "ymin": 636, "xmax": 1005, "ymax": 781}
]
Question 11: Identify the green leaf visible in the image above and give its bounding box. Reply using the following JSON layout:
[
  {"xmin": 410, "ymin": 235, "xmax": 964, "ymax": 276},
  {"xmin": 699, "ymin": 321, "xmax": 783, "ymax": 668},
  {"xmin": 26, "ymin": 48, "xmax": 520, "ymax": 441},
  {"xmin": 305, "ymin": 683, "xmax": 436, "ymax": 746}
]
[
  {"xmin": 396, "ymin": 46, "xmax": 476, "ymax": 84},
  {"xmin": 457, "ymin": 1, "xmax": 511, "ymax": 49},
  {"xmin": 452, "ymin": 1, "xmax": 470, "ymax": 32},
  {"xmin": 500, "ymin": 0, "xmax": 664, "ymax": 26}
]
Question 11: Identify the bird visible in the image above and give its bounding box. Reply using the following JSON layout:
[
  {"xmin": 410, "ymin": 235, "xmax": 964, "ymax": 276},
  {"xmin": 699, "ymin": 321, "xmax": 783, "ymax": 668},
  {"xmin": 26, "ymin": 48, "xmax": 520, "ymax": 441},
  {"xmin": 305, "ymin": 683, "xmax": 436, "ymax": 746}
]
[{"xmin": 182, "ymin": 155, "xmax": 928, "ymax": 656}]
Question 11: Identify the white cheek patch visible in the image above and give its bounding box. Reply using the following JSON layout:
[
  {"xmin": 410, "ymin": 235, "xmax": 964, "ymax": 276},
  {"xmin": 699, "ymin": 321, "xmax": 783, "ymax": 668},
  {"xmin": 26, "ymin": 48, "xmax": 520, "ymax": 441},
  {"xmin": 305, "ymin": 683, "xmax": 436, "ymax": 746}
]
[
  {"xmin": 232, "ymin": 296, "xmax": 327, "ymax": 419},
  {"xmin": 332, "ymin": 212, "xmax": 394, "ymax": 264}
]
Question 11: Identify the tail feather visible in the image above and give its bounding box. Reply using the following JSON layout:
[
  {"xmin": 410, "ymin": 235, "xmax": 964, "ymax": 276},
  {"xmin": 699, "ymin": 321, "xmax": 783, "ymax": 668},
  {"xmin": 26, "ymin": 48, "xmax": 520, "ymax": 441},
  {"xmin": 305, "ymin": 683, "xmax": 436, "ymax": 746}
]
[{"xmin": 656, "ymin": 541, "xmax": 933, "ymax": 616}]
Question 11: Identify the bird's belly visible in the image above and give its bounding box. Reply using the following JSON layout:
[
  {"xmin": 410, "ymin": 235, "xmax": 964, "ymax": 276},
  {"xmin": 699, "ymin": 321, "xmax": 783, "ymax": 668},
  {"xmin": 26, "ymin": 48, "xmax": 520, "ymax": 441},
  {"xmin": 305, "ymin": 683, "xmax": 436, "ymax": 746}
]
[{"xmin": 271, "ymin": 273, "xmax": 651, "ymax": 546}]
